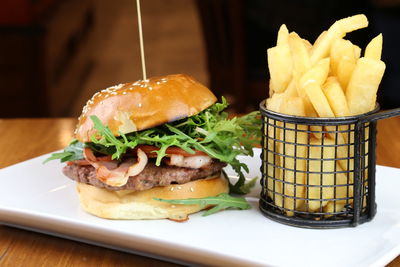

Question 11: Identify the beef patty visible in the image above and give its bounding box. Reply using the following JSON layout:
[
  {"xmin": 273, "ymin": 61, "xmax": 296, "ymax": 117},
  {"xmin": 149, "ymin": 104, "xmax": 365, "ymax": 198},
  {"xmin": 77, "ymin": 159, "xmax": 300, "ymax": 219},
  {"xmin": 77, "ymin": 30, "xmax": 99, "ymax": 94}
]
[{"xmin": 62, "ymin": 160, "xmax": 226, "ymax": 191}]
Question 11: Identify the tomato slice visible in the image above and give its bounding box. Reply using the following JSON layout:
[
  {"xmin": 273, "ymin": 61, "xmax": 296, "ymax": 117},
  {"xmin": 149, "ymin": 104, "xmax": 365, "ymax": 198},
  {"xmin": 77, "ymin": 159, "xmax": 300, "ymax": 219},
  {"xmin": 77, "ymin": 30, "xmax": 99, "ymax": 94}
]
[{"xmin": 135, "ymin": 145, "xmax": 207, "ymax": 157}]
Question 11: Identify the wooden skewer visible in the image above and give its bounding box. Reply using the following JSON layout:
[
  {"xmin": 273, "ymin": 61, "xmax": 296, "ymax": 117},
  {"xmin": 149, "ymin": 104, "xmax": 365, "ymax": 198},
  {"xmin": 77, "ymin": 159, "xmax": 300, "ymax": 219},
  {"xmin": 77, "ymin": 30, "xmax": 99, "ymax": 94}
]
[{"xmin": 136, "ymin": 0, "xmax": 147, "ymax": 80}]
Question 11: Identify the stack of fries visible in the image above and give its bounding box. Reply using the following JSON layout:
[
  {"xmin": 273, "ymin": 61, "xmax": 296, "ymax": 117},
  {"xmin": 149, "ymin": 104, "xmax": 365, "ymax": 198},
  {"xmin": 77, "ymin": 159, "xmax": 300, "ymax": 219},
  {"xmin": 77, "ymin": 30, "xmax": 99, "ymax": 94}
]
[{"xmin": 265, "ymin": 14, "xmax": 385, "ymax": 215}]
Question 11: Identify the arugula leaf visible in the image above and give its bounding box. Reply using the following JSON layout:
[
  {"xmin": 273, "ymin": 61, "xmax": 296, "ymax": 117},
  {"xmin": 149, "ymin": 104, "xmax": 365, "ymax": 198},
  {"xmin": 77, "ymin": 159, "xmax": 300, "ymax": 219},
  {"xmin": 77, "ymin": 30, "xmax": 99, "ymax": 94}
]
[
  {"xmin": 43, "ymin": 139, "xmax": 84, "ymax": 163},
  {"xmin": 154, "ymin": 193, "xmax": 251, "ymax": 216},
  {"xmin": 239, "ymin": 176, "xmax": 258, "ymax": 194},
  {"xmin": 90, "ymin": 115, "xmax": 138, "ymax": 159}
]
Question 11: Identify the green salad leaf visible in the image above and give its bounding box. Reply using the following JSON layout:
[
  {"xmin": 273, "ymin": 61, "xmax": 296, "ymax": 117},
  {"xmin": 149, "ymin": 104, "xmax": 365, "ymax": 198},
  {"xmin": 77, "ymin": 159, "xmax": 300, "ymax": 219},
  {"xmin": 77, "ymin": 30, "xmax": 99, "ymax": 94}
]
[
  {"xmin": 154, "ymin": 193, "xmax": 251, "ymax": 216},
  {"xmin": 43, "ymin": 139, "xmax": 84, "ymax": 163}
]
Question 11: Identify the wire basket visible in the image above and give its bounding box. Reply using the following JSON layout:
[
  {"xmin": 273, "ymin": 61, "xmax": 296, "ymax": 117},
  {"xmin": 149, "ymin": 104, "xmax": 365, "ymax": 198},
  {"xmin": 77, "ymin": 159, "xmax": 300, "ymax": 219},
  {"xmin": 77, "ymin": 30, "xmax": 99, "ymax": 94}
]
[{"xmin": 259, "ymin": 100, "xmax": 400, "ymax": 228}]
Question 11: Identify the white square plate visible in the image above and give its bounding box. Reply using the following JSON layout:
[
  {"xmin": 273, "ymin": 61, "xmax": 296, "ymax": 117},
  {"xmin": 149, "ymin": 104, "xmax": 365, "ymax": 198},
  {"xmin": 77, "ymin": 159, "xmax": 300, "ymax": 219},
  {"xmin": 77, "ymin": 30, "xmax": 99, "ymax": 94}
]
[{"xmin": 1, "ymin": 149, "xmax": 400, "ymax": 266}]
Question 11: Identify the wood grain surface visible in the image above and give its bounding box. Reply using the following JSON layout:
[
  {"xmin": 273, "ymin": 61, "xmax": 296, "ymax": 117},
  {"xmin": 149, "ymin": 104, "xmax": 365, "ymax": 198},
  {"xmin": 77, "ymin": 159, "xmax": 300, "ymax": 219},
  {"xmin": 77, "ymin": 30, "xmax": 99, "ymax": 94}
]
[{"xmin": 0, "ymin": 117, "xmax": 399, "ymax": 266}]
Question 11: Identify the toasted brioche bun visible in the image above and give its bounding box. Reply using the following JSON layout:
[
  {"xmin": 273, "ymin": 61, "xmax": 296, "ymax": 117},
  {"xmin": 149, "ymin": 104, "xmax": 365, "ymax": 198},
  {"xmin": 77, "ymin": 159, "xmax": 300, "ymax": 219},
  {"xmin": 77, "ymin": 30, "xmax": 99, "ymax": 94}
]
[
  {"xmin": 75, "ymin": 74, "xmax": 217, "ymax": 142},
  {"xmin": 76, "ymin": 174, "xmax": 229, "ymax": 221}
]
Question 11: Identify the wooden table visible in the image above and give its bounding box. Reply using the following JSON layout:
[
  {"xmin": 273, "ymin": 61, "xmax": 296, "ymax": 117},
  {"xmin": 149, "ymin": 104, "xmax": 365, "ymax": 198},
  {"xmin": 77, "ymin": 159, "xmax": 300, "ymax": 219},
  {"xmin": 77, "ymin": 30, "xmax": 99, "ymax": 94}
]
[{"xmin": 0, "ymin": 118, "xmax": 399, "ymax": 266}]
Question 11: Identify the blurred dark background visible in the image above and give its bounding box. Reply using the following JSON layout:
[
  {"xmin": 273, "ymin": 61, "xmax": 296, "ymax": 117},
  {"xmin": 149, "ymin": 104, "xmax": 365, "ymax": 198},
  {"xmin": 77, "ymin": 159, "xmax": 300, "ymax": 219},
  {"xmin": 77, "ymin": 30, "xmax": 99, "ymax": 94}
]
[{"xmin": 0, "ymin": 0, "xmax": 399, "ymax": 117}]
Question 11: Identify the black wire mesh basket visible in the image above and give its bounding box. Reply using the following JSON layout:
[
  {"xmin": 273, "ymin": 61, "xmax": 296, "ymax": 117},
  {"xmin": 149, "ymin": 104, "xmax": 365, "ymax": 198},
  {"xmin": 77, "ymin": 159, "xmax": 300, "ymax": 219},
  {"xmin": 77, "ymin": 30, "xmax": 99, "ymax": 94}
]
[{"xmin": 259, "ymin": 100, "xmax": 400, "ymax": 228}]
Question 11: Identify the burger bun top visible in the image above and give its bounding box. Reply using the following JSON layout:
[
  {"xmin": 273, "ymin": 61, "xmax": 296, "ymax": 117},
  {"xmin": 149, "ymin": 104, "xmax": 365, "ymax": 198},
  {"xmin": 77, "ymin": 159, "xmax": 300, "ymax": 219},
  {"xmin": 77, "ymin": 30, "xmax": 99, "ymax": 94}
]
[{"xmin": 75, "ymin": 74, "xmax": 217, "ymax": 142}]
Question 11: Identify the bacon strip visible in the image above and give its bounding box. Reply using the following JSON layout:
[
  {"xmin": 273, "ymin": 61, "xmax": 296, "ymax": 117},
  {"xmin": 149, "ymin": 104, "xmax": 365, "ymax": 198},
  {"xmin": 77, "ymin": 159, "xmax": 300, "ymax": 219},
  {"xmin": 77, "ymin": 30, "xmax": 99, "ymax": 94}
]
[{"xmin": 83, "ymin": 147, "xmax": 148, "ymax": 187}]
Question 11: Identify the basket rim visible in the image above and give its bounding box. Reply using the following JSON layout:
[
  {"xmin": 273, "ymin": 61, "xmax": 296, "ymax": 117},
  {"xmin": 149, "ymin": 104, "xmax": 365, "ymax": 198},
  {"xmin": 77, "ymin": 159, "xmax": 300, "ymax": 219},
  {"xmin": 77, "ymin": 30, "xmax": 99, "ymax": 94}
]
[{"xmin": 259, "ymin": 99, "xmax": 380, "ymax": 124}]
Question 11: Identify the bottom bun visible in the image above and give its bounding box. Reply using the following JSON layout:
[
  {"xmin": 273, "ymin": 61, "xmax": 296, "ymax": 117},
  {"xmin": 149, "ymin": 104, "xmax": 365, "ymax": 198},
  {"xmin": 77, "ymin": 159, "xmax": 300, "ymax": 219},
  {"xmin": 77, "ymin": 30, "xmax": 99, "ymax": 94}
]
[{"xmin": 76, "ymin": 173, "xmax": 229, "ymax": 221}]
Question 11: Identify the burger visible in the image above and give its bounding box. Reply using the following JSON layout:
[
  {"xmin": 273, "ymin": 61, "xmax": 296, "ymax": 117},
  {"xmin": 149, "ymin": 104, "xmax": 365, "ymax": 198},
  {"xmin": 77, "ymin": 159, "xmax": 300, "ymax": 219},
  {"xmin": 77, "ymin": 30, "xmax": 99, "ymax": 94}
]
[{"xmin": 46, "ymin": 74, "xmax": 260, "ymax": 221}]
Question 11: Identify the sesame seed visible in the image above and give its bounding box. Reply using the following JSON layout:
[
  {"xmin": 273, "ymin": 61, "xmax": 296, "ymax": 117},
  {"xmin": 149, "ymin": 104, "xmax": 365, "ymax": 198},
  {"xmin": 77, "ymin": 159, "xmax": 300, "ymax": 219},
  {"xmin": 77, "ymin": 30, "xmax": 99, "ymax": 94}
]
[
  {"xmin": 122, "ymin": 92, "xmax": 127, "ymax": 95},
  {"xmin": 170, "ymin": 187, "xmax": 174, "ymax": 191},
  {"xmin": 115, "ymin": 83, "xmax": 123, "ymax": 89},
  {"xmin": 138, "ymin": 103, "xmax": 142, "ymax": 107},
  {"xmin": 177, "ymin": 186, "xmax": 182, "ymax": 190},
  {"xmin": 190, "ymin": 187, "xmax": 194, "ymax": 192},
  {"xmin": 148, "ymin": 87, "xmax": 153, "ymax": 90}
]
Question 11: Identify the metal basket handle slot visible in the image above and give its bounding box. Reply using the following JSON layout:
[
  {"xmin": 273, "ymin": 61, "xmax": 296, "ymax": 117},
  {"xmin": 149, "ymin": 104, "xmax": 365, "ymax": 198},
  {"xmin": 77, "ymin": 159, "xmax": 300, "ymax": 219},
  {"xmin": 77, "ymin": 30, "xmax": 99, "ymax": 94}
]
[
  {"xmin": 359, "ymin": 107, "xmax": 400, "ymax": 123},
  {"xmin": 353, "ymin": 107, "xmax": 400, "ymax": 226}
]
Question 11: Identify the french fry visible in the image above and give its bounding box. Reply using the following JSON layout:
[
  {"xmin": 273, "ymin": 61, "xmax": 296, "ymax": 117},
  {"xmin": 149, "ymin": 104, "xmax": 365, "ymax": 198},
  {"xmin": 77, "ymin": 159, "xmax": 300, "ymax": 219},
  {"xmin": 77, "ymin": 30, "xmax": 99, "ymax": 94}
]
[
  {"xmin": 324, "ymin": 163, "xmax": 354, "ymax": 215},
  {"xmin": 266, "ymin": 95, "xmax": 285, "ymax": 210},
  {"xmin": 298, "ymin": 58, "xmax": 330, "ymax": 139},
  {"xmin": 267, "ymin": 46, "xmax": 293, "ymax": 93},
  {"xmin": 330, "ymin": 38, "xmax": 356, "ymax": 77},
  {"xmin": 266, "ymin": 92, "xmax": 286, "ymax": 112},
  {"xmin": 304, "ymin": 82, "xmax": 335, "ymax": 118},
  {"xmin": 311, "ymin": 14, "xmax": 368, "ymax": 64},
  {"xmin": 307, "ymin": 138, "xmax": 336, "ymax": 211},
  {"xmin": 337, "ymin": 58, "xmax": 357, "ymax": 90},
  {"xmin": 322, "ymin": 77, "xmax": 352, "ymax": 170},
  {"xmin": 365, "ymin": 34, "xmax": 383, "ymax": 60},
  {"xmin": 313, "ymin": 31, "xmax": 326, "ymax": 48},
  {"xmin": 277, "ymin": 24, "xmax": 289, "ymax": 46},
  {"xmin": 269, "ymin": 80, "xmax": 274, "ymax": 98},
  {"xmin": 265, "ymin": 120, "xmax": 284, "ymax": 208},
  {"xmin": 267, "ymin": 24, "xmax": 293, "ymax": 94},
  {"xmin": 354, "ymin": 45, "xmax": 361, "ymax": 59},
  {"xmin": 322, "ymin": 77, "xmax": 350, "ymax": 117},
  {"xmin": 337, "ymin": 14, "xmax": 369, "ymax": 34},
  {"xmin": 346, "ymin": 57, "xmax": 386, "ymax": 115},
  {"xmin": 284, "ymin": 80, "xmax": 299, "ymax": 98},
  {"xmin": 298, "ymin": 58, "xmax": 330, "ymax": 97},
  {"xmin": 279, "ymin": 97, "xmax": 308, "ymax": 215},
  {"xmin": 303, "ymin": 38, "xmax": 313, "ymax": 53},
  {"xmin": 289, "ymin": 32, "xmax": 311, "ymax": 76}
]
